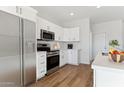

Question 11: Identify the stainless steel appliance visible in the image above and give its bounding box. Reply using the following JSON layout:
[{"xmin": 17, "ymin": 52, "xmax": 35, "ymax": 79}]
[
  {"xmin": 37, "ymin": 43, "xmax": 59, "ymax": 75},
  {"xmin": 0, "ymin": 10, "xmax": 36, "ymax": 86},
  {"xmin": 40, "ymin": 29, "xmax": 55, "ymax": 41},
  {"xmin": 37, "ymin": 43, "xmax": 50, "ymax": 52},
  {"xmin": 47, "ymin": 50, "xmax": 59, "ymax": 75}
]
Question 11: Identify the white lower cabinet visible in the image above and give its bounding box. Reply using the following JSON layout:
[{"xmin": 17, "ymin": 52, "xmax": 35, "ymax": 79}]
[
  {"xmin": 60, "ymin": 50, "xmax": 78, "ymax": 67},
  {"xmin": 67, "ymin": 50, "xmax": 78, "ymax": 65},
  {"xmin": 60, "ymin": 50, "xmax": 68, "ymax": 67},
  {"xmin": 37, "ymin": 52, "xmax": 47, "ymax": 80},
  {"xmin": 92, "ymin": 68, "xmax": 124, "ymax": 87}
]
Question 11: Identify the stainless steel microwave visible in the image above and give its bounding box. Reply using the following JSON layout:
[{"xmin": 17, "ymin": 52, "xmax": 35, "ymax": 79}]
[{"xmin": 40, "ymin": 29, "xmax": 55, "ymax": 41}]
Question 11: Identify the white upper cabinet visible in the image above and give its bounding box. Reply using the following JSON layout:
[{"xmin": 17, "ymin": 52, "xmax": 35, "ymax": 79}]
[
  {"xmin": 19, "ymin": 6, "xmax": 38, "ymax": 22},
  {"xmin": 36, "ymin": 17, "xmax": 52, "ymax": 39},
  {"xmin": 36, "ymin": 16, "xmax": 64, "ymax": 41},
  {"xmin": 36, "ymin": 16, "xmax": 79, "ymax": 41},
  {"xmin": 63, "ymin": 28, "xmax": 70, "ymax": 41},
  {"xmin": 52, "ymin": 25, "xmax": 64, "ymax": 41},
  {"xmin": 0, "ymin": 6, "xmax": 37, "ymax": 22},
  {"xmin": 63, "ymin": 27, "xmax": 79, "ymax": 41},
  {"xmin": 71, "ymin": 27, "xmax": 80, "ymax": 41}
]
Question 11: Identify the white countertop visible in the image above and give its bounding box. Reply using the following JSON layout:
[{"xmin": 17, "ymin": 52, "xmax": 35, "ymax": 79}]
[{"xmin": 92, "ymin": 52, "xmax": 124, "ymax": 71}]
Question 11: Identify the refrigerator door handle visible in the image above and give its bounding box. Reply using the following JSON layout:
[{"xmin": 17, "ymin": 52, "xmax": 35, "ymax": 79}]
[
  {"xmin": 25, "ymin": 41, "xmax": 35, "ymax": 52},
  {"xmin": 32, "ymin": 43, "xmax": 36, "ymax": 52},
  {"xmin": 19, "ymin": 18, "xmax": 24, "ymax": 86}
]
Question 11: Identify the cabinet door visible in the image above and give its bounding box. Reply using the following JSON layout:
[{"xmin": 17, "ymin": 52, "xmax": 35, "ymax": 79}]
[
  {"xmin": 38, "ymin": 17, "xmax": 48, "ymax": 30},
  {"xmin": 63, "ymin": 51, "xmax": 68, "ymax": 65},
  {"xmin": 70, "ymin": 27, "xmax": 79, "ymax": 41},
  {"xmin": 63, "ymin": 28, "xmax": 70, "ymax": 41},
  {"xmin": 19, "ymin": 6, "xmax": 37, "ymax": 22},
  {"xmin": 63, "ymin": 27, "xmax": 79, "ymax": 41},
  {"xmin": 60, "ymin": 51, "xmax": 64, "ymax": 67},
  {"xmin": 37, "ymin": 52, "xmax": 46, "ymax": 80},
  {"xmin": 75, "ymin": 27, "xmax": 80, "ymax": 41},
  {"xmin": 60, "ymin": 50, "xmax": 68, "ymax": 67},
  {"xmin": 67, "ymin": 50, "xmax": 72, "ymax": 64},
  {"xmin": 36, "ymin": 17, "xmax": 48, "ymax": 39},
  {"xmin": 72, "ymin": 50, "xmax": 78, "ymax": 65},
  {"xmin": 67, "ymin": 50, "xmax": 78, "ymax": 65},
  {"xmin": 54, "ymin": 26, "xmax": 63, "ymax": 41}
]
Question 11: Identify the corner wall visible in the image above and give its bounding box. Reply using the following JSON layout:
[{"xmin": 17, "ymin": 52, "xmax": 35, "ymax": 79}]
[{"xmin": 62, "ymin": 18, "xmax": 92, "ymax": 64}]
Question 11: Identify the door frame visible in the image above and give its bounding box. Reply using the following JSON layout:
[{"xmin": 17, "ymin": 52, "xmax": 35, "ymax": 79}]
[{"xmin": 92, "ymin": 32, "xmax": 107, "ymax": 59}]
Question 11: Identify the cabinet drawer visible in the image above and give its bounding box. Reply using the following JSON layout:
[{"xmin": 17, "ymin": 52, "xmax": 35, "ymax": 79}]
[
  {"xmin": 38, "ymin": 63, "xmax": 46, "ymax": 69},
  {"xmin": 38, "ymin": 66, "xmax": 46, "ymax": 74},
  {"xmin": 38, "ymin": 68, "xmax": 46, "ymax": 73},
  {"xmin": 38, "ymin": 59, "xmax": 46, "ymax": 64},
  {"xmin": 38, "ymin": 57, "xmax": 46, "ymax": 64},
  {"xmin": 37, "ymin": 70, "xmax": 46, "ymax": 80},
  {"xmin": 38, "ymin": 55, "xmax": 46, "ymax": 60}
]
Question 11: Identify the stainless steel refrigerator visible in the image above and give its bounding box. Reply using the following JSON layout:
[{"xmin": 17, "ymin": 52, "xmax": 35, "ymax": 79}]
[{"xmin": 0, "ymin": 10, "xmax": 36, "ymax": 86}]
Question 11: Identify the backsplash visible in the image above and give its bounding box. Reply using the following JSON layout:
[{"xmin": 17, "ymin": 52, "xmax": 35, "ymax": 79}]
[{"xmin": 37, "ymin": 40, "xmax": 80, "ymax": 50}]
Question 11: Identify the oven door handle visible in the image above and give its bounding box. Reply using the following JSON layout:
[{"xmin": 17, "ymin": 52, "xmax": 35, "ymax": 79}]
[{"xmin": 47, "ymin": 54, "xmax": 59, "ymax": 57}]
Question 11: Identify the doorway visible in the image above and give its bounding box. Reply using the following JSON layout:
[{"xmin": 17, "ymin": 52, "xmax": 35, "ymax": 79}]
[{"xmin": 93, "ymin": 32, "xmax": 106, "ymax": 58}]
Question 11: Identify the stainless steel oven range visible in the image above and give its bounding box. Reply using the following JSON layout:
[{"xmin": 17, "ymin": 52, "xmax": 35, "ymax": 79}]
[{"xmin": 47, "ymin": 50, "xmax": 59, "ymax": 75}]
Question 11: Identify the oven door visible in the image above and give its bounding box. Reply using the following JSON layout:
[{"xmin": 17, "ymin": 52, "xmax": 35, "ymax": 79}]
[{"xmin": 47, "ymin": 54, "xmax": 59, "ymax": 71}]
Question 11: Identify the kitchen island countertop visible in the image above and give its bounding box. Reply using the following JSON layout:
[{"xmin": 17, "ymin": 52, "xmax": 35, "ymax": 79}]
[{"xmin": 92, "ymin": 52, "xmax": 124, "ymax": 71}]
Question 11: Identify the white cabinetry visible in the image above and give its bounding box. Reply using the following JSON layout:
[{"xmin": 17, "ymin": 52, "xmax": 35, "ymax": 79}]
[
  {"xmin": 92, "ymin": 53, "xmax": 124, "ymax": 87},
  {"xmin": 36, "ymin": 16, "xmax": 79, "ymax": 41},
  {"xmin": 60, "ymin": 50, "xmax": 79, "ymax": 66},
  {"xmin": 93, "ymin": 68, "xmax": 124, "ymax": 87},
  {"xmin": 71, "ymin": 27, "xmax": 80, "ymax": 41},
  {"xmin": 53, "ymin": 25, "xmax": 64, "ymax": 41},
  {"xmin": 67, "ymin": 50, "xmax": 78, "ymax": 65},
  {"xmin": 63, "ymin": 27, "xmax": 79, "ymax": 41},
  {"xmin": 0, "ymin": 6, "xmax": 37, "ymax": 22},
  {"xmin": 63, "ymin": 28, "xmax": 70, "ymax": 41},
  {"xmin": 60, "ymin": 50, "xmax": 68, "ymax": 67},
  {"xmin": 19, "ymin": 6, "xmax": 38, "ymax": 22},
  {"xmin": 37, "ymin": 52, "xmax": 47, "ymax": 80},
  {"xmin": 36, "ymin": 17, "xmax": 64, "ymax": 41}
]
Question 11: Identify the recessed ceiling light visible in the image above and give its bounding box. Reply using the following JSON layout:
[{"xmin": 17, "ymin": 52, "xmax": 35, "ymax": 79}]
[{"xmin": 70, "ymin": 12, "xmax": 74, "ymax": 16}]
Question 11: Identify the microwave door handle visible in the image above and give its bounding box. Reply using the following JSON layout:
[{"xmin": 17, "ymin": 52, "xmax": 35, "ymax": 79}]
[{"xmin": 41, "ymin": 30, "xmax": 43, "ymax": 40}]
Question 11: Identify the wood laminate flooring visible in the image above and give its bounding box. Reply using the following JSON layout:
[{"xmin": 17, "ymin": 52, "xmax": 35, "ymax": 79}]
[{"xmin": 30, "ymin": 64, "xmax": 93, "ymax": 87}]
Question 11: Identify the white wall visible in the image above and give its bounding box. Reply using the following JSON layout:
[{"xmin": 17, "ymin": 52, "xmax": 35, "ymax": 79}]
[
  {"xmin": 63, "ymin": 18, "xmax": 92, "ymax": 64},
  {"xmin": 92, "ymin": 20, "xmax": 123, "ymax": 50}
]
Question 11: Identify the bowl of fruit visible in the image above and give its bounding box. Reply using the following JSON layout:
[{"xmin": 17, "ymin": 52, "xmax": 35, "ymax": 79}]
[{"xmin": 109, "ymin": 48, "xmax": 124, "ymax": 63}]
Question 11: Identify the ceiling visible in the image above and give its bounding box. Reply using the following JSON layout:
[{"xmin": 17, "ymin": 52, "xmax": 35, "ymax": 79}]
[{"xmin": 32, "ymin": 6, "xmax": 124, "ymax": 26}]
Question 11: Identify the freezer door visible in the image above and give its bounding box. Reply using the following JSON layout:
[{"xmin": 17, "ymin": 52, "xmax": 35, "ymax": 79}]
[
  {"xmin": 22, "ymin": 19, "xmax": 36, "ymax": 86},
  {"xmin": 0, "ymin": 11, "xmax": 21, "ymax": 86}
]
